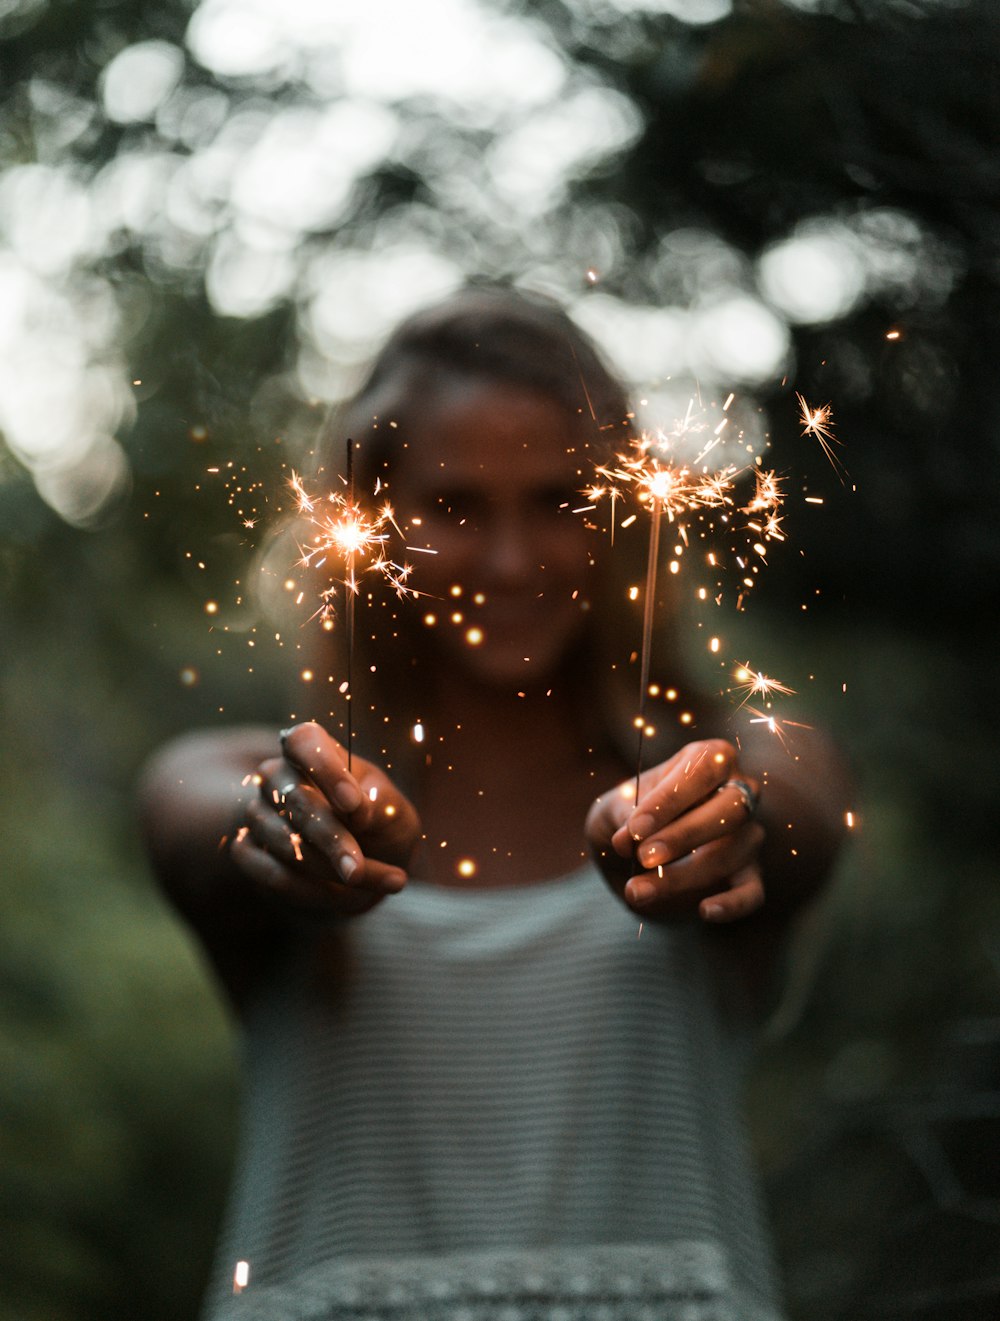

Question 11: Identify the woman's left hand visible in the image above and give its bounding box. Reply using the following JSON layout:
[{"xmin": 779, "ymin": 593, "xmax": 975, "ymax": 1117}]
[{"xmin": 586, "ymin": 739, "xmax": 765, "ymax": 924}]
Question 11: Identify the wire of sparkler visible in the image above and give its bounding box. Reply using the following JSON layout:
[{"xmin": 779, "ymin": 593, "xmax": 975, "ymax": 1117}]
[
  {"xmin": 344, "ymin": 437, "xmax": 355, "ymax": 772},
  {"xmin": 633, "ymin": 502, "xmax": 662, "ymax": 803}
]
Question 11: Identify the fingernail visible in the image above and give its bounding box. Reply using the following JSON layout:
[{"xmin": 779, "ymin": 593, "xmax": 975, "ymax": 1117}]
[
  {"xmin": 339, "ymin": 855, "xmax": 358, "ymax": 883},
  {"xmin": 279, "ymin": 725, "xmax": 300, "ymax": 743},
  {"xmin": 638, "ymin": 840, "xmax": 669, "ymax": 868},
  {"xmin": 702, "ymin": 902, "xmax": 725, "ymax": 922},
  {"xmin": 332, "ymin": 781, "xmax": 363, "ymax": 813},
  {"xmin": 629, "ymin": 813, "xmax": 655, "ymax": 842},
  {"xmin": 625, "ymin": 878, "xmax": 656, "ymax": 906}
]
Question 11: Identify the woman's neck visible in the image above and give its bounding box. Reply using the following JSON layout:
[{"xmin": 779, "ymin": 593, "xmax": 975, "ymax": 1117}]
[{"xmin": 407, "ymin": 671, "xmax": 626, "ymax": 888}]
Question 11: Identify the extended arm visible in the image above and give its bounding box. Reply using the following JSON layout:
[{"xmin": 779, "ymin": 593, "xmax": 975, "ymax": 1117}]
[{"xmin": 138, "ymin": 723, "xmax": 419, "ymax": 1008}]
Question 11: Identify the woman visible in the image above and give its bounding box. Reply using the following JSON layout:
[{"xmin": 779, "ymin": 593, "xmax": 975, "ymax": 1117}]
[{"xmin": 140, "ymin": 286, "xmax": 851, "ymax": 1320}]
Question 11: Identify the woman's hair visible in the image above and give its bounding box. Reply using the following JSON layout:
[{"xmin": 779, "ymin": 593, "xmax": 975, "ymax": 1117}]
[
  {"xmin": 301, "ymin": 283, "xmax": 707, "ymax": 780},
  {"xmin": 338, "ymin": 284, "xmax": 632, "ymax": 452}
]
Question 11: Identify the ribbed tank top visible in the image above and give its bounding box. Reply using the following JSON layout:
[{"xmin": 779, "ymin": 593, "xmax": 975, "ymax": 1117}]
[{"xmin": 205, "ymin": 866, "xmax": 784, "ymax": 1320}]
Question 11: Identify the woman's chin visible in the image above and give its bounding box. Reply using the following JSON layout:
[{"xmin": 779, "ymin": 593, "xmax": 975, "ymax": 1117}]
[{"xmin": 434, "ymin": 632, "xmax": 574, "ymax": 692}]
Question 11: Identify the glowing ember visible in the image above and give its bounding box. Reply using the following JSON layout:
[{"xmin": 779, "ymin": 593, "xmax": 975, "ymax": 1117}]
[
  {"xmin": 732, "ymin": 663, "xmax": 796, "ymax": 709},
  {"xmin": 796, "ymin": 393, "xmax": 845, "ymax": 477},
  {"xmin": 746, "ymin": 705, "xmax": 813, "ymax": 751}
]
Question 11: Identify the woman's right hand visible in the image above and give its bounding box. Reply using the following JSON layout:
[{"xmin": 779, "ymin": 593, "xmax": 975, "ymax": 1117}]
[{"xmin": 231, "ymin": 721, "xmax": 420, "ymax": 918}]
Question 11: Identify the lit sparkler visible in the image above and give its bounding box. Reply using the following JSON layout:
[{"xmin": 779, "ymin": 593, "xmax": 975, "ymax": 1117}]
[
  {"xmin": 291, "ymin": 464, "xmax": 416, "ymax": 617},
  {"xmin": 587, "ymin": 418, "xmax": 742, "ymax": 793},
  {"xmin": 291, "ymin": 439, "xmax": 423, "ymax": 767},
  {"xmin": 582, "ymin": 391, "xmax": 823, "ymax": 815}
]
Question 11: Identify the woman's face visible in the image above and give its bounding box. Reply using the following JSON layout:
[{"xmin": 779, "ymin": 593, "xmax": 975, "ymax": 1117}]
[{"xmin": 388, "ymin": 374, "xmax": 595, "ymax": 689}]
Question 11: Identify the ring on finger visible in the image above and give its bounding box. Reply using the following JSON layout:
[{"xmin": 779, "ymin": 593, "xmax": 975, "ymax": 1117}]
[{"xmin": 718, "ymin": 777, "xmax": 759, "ymax": 819}]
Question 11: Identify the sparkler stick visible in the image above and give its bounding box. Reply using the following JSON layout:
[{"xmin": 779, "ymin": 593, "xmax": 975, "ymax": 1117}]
[
  {"xmin": 344, "ymin": 437, "xmax": 355, "ymax": 771},
  {"xmin": 633, "ymin": 500, "xmax": 662, "ymax": 798}
]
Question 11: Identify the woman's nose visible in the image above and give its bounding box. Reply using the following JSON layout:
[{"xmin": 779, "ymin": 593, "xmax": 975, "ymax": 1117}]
[{"xmin": 482, "ymin": 511, "xmax": 533, "ymax": 583}]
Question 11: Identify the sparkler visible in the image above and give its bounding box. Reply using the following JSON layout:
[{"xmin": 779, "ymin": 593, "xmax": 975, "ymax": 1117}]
[
  {"xmin": 291, "ymin": 439, "xmax": 421, "ymax": 768},
  {"xmin": 582, "ymin": 389, "xmax": 824, "ymax": 801},
  {"xmin": 586, "ymin": 415, "xmax": 742, "ymax": 795}
]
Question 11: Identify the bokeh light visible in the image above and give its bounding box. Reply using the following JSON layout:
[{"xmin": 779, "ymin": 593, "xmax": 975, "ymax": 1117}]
[{"xmin": 0, "ymin": 0, "xmax": 961, "ymax": 524}]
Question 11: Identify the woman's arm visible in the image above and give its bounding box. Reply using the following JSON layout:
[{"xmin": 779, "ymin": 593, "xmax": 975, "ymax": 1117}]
[
  {"xmin": 138, "ymin": 723, "xmax": 419, "ymax": 1010},
  {"xmin": 734, "ymin": 720, "xmax": 853, "ymax": 921}
]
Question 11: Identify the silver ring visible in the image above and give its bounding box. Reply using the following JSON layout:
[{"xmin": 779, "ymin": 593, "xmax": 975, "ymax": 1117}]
[{"xmin": 719, "ymin": 777, "xmax": 759, "ymax": 819}]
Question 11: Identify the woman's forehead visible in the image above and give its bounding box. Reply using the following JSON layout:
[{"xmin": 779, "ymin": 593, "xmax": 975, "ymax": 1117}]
[{"xmin": 397, "ymin": 375, "xmax": 586, "ymax": 473}]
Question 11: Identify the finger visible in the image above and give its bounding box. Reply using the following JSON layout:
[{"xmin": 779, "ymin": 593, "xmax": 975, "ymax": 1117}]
[
  {"xmin": 586, "ymin": 781, "xmax": 642, "ymax": 861},
  {"xmin": 244, "ymin": 794, "xmax": 359, "ymax": 887},
  {"xmin": 232, "ymin": 827, "xmax": 404, "ymax": 913},
  {"xmin": 351, "ymin": 766, "xmax": 422, "ymax": 869},
  {"xmin": 623, "ymin": 825, "xmax": 763, "ymax": 914},
  {"xmin": 699, "ymin": 863, "xmax": 766, "ymax": 923},
  {"xmin": 280, "ymin": 722, "xmax": 372, "ymax": 827},
  {"xmin": 256, "ymin": 762, "xmax": 366, "ymax": 884},
  {"xmin": 612, "ymin": 740, "xmax": 739, "ymax": 852},
  {"xmin": 363, "ymin": 859, "xmax": 409, "ymax": 895},
  {"xmin": 231, "ymin": 830, "xmax": 347, "ymax": 911},
  {"xmin": 634, "ymin": 782, "xmax": 762, "ymax": 871}
]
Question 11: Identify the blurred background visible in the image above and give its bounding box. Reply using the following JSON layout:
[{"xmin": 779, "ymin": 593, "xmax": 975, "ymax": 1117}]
[{"xmin": 1, "ymin": 0, "xmax": 998, "ymax": 1317}]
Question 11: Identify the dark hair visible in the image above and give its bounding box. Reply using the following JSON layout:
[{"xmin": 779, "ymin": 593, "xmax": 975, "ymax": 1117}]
[
  {"xmin": 301, "ymin": 284, "xmax": 707, "ymax": 780},
  {"xmin": 333, "ymin": 284, "xmax": 633, "ymax": 476}
]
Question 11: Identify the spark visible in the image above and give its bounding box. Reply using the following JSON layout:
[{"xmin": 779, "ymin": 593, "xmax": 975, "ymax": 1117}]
[
  {"xmin": 796, "ymin": 393, "xmax": 846, "ymax": 478},
  {"xmin": 588, "ymin": 426, "xmax": 739, "ymax": 544},
  {"xmin": 290, "ymin": 468, "xmax": 420, "ymax": 625},
  {"xmin": 732, "ymin": 663, "xmax": 796, "ymax": 709},
  {"xmin": 745, "ymin": 705, "xmax": 812, "ymax": 751},
  {"xmin": 750, "ymin": 510, "xmax": 786, "ymax": 542},
  {"xmin": 743, "ymin": 469, "xmax": 784, "ymax": 514}
]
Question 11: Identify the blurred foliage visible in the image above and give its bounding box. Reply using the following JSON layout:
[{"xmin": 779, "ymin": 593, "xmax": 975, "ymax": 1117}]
[
  {"xmin": 1, "ymin": 1, "xmax": 999, "ymax": 1319},
  {"xmin": 543, "ymin": 0, "xmax": 1000, "ymax": 619}
]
